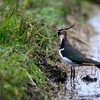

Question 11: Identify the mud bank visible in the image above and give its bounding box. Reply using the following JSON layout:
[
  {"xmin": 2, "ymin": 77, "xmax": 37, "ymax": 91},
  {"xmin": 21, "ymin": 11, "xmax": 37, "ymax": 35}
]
[{"xmin": 53, "ymin": 9, "xmax": 100, "ymax": 100}]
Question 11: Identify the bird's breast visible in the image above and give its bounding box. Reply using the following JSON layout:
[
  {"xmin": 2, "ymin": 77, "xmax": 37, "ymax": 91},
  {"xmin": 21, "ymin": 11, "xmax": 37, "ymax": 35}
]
[{"xmin": 59, "ymin": 49, "xmax": 71, "ymax": 62}]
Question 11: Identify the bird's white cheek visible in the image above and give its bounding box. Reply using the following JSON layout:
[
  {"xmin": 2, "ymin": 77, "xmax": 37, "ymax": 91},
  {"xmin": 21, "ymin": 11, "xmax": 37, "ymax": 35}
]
[{"xmin": 59, "ymin": 35, "xmax": 64, "ymax": 42}]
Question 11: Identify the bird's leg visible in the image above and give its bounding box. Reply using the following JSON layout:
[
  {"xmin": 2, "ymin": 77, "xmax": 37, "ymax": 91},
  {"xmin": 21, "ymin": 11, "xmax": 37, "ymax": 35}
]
[
  {"xmin": 70, "ymin": 67, "xmax": 75, "ymax": 89},
  {"xmin": 71, "ymin": 67, "xmax": 73, "ymax": 79},
  {"xmin": 71, "ymin": 66, "xmax": 75, "ymax": 88},
  {"xmin": 70, "ymin": 67, "xmax": 73, "ymax": 87},
  {"xmin": 71, "ymin": 66, "xmax": 75, "ymax": 79},
  {"xmin": 73, "ymin": 67, "xmax": 75, "ymax": 80},
  {"xmin": 72, "ymin": 67, "xmax": 76, "ymax": 89}
]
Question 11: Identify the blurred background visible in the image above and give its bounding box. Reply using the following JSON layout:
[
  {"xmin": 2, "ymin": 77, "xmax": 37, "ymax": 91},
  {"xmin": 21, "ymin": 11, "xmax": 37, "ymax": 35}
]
[{"xmin": 0, "ymin": 0, "xmax": 100, "ymax": 100}]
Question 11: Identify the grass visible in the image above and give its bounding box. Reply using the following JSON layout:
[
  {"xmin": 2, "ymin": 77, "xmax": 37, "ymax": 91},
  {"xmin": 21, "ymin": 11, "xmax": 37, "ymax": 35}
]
[{"xmin": 0, "ymin": 0, "xmax": 86, "ymax": 100}]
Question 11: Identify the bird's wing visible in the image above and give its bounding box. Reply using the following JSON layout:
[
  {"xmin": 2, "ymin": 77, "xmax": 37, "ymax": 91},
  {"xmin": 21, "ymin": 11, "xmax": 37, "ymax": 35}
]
[
  {"xmin": 61, "ymin": 45, "xmax": 87, "ymax": 64},
  {"xmin": 59, "ymin": 39, "xmax": 99, "ymax": 65}
]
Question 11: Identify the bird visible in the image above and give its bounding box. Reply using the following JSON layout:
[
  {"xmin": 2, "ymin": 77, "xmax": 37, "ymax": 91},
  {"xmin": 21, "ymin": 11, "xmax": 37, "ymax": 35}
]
[{"xmin": 55, "ymin": 23, "xmax": 100, "ymax": 80}]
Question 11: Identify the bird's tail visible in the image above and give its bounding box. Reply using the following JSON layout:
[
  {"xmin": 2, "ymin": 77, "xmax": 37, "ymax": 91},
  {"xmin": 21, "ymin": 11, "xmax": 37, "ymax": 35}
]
[
  {"xmin": 87, "ymin": 59, "xmax": 100, "ymax": 69},
  {"xmin": 96, "ymin": 64, "xmax": 100, "ymax": 68}
]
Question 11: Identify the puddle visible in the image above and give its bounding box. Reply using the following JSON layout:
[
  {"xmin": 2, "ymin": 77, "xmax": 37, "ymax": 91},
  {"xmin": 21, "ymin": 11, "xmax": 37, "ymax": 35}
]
[
  {"xmin": 67, "ymin": 12, "xmax": 100, "ymax": 100},
  {"xmin": 89, "ymin": 13, "xmax": 100, "ymax": 32},
  {"xmin": 53, "ymin": 12, "xmax": 100, "ymax": 100}
]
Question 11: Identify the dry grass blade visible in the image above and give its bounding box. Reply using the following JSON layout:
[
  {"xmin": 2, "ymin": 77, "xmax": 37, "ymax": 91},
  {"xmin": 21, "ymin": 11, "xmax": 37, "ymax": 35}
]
[{"xmin": 26, "ymin": 72, "xmax": 36, "ymax": 86}]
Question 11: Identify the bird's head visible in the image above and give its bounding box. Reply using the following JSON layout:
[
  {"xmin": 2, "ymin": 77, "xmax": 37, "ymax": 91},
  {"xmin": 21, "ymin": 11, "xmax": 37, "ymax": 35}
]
[{"xmin": 55, "ymin": 23, "xmax": 75, "ymax": 42}]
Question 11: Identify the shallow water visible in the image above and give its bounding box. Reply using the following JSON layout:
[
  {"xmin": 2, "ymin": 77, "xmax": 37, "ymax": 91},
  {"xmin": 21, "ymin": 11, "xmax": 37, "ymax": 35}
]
[
  {"xmin": 67, "ymin": 13, "xmax": 100, "ymax": 100},
  {"xmin": 66, "ymin": 34, "xmax": 100, "ymax": 100},
  {"xmin": 54, "ymin": 12, "xmax": 100, "ymax": 100}
]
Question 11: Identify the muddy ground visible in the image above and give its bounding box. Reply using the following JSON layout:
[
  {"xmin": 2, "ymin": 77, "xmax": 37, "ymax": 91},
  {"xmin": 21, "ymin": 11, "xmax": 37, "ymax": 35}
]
[
  {"xmin": 26, "ymin": 5, "xmax": 100, "ymax": 100},
  {"xmin": 51, "ymin": 9, "xmax": 100, "ymax": 99}
]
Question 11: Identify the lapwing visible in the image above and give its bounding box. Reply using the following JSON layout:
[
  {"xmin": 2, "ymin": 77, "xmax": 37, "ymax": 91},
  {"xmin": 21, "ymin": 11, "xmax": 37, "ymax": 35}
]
[{"xmin": 55, "ymin": 23, "xmax": 100, "ymax": 79}]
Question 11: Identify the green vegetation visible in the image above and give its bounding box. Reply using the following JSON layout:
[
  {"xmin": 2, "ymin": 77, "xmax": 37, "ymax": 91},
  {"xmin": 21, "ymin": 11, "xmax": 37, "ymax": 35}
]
[{"xmin": 0, "ymin": 0, "xmax": 90, "ymax": 100}]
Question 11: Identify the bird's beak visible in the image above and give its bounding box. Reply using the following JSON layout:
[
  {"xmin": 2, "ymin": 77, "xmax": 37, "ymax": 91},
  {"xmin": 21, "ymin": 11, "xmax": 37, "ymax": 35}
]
[{"xmin": 53, "ymin": 34, "xmax": 57, "ymax": 37}]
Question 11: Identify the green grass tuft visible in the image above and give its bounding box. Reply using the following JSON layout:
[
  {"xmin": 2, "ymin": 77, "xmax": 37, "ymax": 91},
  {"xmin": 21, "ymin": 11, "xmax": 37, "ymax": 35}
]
[{"xmin": 0, "ymin": 0, "xmax": 84, "ymax": 99}]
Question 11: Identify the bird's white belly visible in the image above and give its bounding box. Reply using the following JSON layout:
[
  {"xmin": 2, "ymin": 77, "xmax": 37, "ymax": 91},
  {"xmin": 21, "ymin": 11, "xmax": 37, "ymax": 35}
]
[{"xmin": 59, "ymin": 49, "xmax": 78, "ymax": 66}]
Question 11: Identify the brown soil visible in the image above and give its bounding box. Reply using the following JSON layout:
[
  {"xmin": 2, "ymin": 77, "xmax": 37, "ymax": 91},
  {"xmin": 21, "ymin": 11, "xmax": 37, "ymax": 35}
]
[
  {"xmin": 51, "ymin": 15, "xmax": 98, "ymax": 98},
  {"xmin": 25, "ymin": 14, "xmax": 98, "ymax": 100}
]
